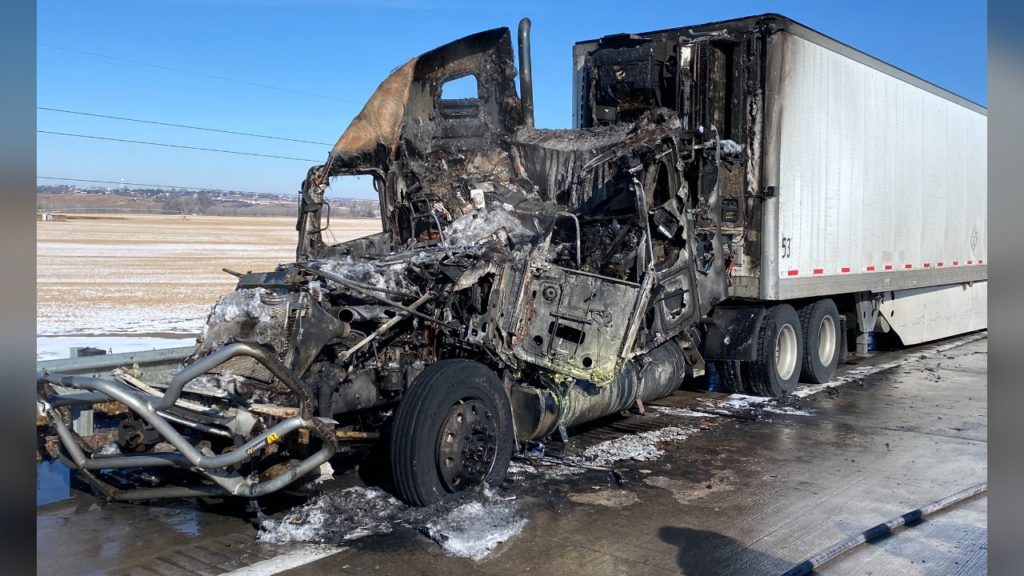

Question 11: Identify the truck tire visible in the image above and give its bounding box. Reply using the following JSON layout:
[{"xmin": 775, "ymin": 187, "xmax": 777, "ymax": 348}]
[
  {"xmin": 714, "ymin": 361, "xmax": 749, "ymax": 395},
  {"xmin": 798, "ymin": 299, "xmax": 841, "ymax": 384},
  {"xmin": 743, "ymin": 304, "xmax": 803, "ymax": 397},
  {"xmin": 389, "ymin": 359, "xmax": 513, "ymax": 506}
]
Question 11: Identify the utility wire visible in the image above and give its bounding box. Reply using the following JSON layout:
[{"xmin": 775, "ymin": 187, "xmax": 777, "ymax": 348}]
[
  {"xmin": 38, "ymin": 42, "xmax": 361, "ymax": 105},
  {"xmin": 37, "ymin": 176, "xmax": 276, "ymax": 196},
  {"xmin": 39, "ymin": 106, "xmax": 333, "ymax": 146},
  {"xmin": 38, "ymin": 130, "xmax": 323, "ymax": 163}
]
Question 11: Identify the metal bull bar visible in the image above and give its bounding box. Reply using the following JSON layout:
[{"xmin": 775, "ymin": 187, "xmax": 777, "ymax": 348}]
[{"xmin": 37, "ymin": 342, "xmax": 337, "ymax": 500}]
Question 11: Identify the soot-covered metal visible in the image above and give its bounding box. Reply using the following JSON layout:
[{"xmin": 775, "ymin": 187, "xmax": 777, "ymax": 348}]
[{"xmin": 39, "ymin": 16, "xmax": 777, "ymax": 504}]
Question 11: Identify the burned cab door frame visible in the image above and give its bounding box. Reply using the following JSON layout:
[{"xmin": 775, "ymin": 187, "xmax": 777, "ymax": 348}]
[
  {"xmin": 508, "ymin": 180, "xmax": 655, "ymax": 384},
  {"xmin": 642, "ymin": 143, "xmax": 701, "ymax": 342}
]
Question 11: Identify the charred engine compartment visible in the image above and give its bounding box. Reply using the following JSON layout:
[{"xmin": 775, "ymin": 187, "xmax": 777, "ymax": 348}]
[{"xmin": 193, "ymin": 20, "xmax": 765, "ymax": 441}]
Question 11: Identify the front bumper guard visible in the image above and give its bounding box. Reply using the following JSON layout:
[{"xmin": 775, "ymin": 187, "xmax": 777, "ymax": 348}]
[{"xmin": 38, "ymin": 342, "xmax": 337, "ymax": 500}]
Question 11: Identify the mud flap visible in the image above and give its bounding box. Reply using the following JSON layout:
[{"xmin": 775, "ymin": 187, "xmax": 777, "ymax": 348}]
[{"xmin": 701, "ymin": 306, "xmax": 767, "ymax": 362}]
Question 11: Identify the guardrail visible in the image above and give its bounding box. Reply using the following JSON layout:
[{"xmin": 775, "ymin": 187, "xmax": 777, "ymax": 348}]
[{"xmin": 37, "ymin": 346, "xmax": 194, "ymax": 435}]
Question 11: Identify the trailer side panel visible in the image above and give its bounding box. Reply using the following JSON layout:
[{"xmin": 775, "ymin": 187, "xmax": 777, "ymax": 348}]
[{"xmin": 769, "ymin": 31, "xmax": 987, "ymax": 300}]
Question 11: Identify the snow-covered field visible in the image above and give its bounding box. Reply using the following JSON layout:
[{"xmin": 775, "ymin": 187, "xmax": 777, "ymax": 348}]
[
  {"xmin": 36, "ymin": 335, "xmax": 196, "ymax": 361},
  {"xmin": 36, "ymin": 214, "xmax": 381, "ymax": 338}
]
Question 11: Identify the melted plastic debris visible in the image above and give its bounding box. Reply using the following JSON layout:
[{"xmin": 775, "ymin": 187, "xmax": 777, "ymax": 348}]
[
  {"xmin": 507, "ymin": 461, "xmax": 538, "ymax": 476},
  {"xmin": 206, "ymin": 288, "xmax": 270, "ymax": 325},
  {"xmin": 508, "ymin": 457, "xmax": 585, "ymax": 479},
  {"xmin": 257, "ymin": 486, "xmax": 401, "ymax": 545},
  {"xmin": 719, "ymin": 139, "xmax": 744, "ymax": 156},
  {"xmin": 581, "ymin": 426, "xmax": 695, "ymax": 467},
  {"xmin": 95, "ymin": 442, "xmax": 121, "ymax": 456},
  {"xmin": 257, "ymin": 486, "xmax": 528, "ymax": 560},
  {"xmin": 181, "ymin": 372, "xmax": 240, "ymax": 398},
  {"xmin": 315, "ymin": 257, "xmax": 413, "ymax": 292},
  {"xmin": 314, "ymin": 462, "xmax": 335, "ymax": 485},
  {"xmin": 200, "ymin": 288, "xmax": 283, "ymax": 348},
  {"xmin": 424, "ymin": 500, "xmax": 527, "ymax": 561},
  {"xmin": 446, "ymin": 206, "xmax": 531, "ymax": 247}
]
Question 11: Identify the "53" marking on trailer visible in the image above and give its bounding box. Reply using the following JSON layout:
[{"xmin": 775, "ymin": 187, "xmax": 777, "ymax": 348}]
[{"xmin": 781, "ymin": 237, "xmax": 792, "ymax": 258}]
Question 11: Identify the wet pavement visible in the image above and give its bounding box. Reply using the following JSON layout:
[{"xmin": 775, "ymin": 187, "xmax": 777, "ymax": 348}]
[{"xmin": 36, "ymin": 333, "xmax": 987, "ymax": 575}]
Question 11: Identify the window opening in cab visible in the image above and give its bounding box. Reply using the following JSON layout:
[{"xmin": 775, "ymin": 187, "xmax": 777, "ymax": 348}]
[
  {"xmin": 323, "ymin": 174, "xmax": 382, "ymax": 241},
  {"xmin": 441, "ymin": 74, "xmax": 479, "ymax": 100},
  {"xmin": 439, "ymin": 74, "xmax": 481, "ymax": 120}
]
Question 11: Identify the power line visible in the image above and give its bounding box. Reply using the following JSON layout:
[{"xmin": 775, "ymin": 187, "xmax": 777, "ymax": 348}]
[
  {"xmin": 39, "ymin": 106, "xmax": 333, "ymax": 146},
  {"xmin": 38, "ymin": 42, "xmax": 361, "ymax": 105},
  {"xmin": 37, "ymin": 176, "xmax": 278, "ymax": 196},
  {"xmin": 38, "ymin": 130, "xmax": 322, "ymax": 162}
]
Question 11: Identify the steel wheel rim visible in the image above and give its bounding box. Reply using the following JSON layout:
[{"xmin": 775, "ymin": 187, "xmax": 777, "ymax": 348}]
[
  {"xmin": 775, "ymin": 324, "xmax": 798, "ymax": 381},
  {"xmin": 817, "ymin": 315, "xmax": 837, "ymax": 366},
  {"xmin": 436, "ymin": 398, "xmax": 497, "ymax": 492}
]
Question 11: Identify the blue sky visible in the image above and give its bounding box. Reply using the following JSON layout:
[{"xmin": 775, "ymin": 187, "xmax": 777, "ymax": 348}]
[{"xmin": 37, "ymin": 0, "xmax": 987, "ymax": 199}]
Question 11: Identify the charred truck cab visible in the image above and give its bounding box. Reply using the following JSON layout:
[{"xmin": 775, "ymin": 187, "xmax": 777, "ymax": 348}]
[{"xmin": 39, "ymin": 15, "xmax": 987, "ymax": 505}]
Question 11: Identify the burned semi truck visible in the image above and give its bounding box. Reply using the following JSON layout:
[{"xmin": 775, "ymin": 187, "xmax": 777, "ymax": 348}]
[{"xmin": 39, "ymin": 14, "xmax": 987, "ymax": 505}]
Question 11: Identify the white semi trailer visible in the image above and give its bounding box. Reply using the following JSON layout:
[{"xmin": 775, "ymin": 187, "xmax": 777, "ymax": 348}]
[{"xmin": 573, "ymin": 13, "xmax": 987, "ymax": 393}]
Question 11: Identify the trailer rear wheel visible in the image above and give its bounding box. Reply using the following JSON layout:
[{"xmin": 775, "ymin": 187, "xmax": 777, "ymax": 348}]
[
  {"xmin": 389, "ymin": 359, "xmax": 513, "ymax": 506},
  {"xmin": 744, "ymin": 304, "xmax": 803, "ymax": 397},
  {"xmin": 798, "ymin": 299, "xmax": 841, "ymax": 384}
]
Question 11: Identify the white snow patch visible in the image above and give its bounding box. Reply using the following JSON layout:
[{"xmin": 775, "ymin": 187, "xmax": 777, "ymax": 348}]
[
  {"xmin": 699, "ymin": 394, "xmax": 811, "ymax": 416},
  {"xmin": 425, "ymin": 500, "xmax": 527, "ymax": 561},
  {"xmin": 718, "ymin": 394, "xmax": 771, "ymax": 410},
  {"xmin": 761, "ymin": 405, "xmax": 812, "ymax": 416},
  {"xmin": 652, "ymin": 405, "xmax": 719, "ymax": 419},
  {"xmin": 791, "ymin": 332, "xmax": 987, "ymax": 398},
  {"xmin": 582, "ymin": 426, "xmax": 695, "ymax": 467}
]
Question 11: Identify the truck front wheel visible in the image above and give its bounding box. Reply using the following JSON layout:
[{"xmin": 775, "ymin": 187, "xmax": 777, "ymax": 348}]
[
  {"xmin": 744, "ymin": 304, "xmax": 804, "ymax": 397},
  {"xmin": 798, "ymin": 299, "xmax": 841, "ymax": 384},
  {"xmin": 389, "ymin": 359, "xmax": 513, "ymax": 506}
]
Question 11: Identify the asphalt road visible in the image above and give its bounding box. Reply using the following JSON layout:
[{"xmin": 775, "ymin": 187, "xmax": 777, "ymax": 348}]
[{"xmin": 36, "ymin": 333, "xmax": 987, "ymax": 576}]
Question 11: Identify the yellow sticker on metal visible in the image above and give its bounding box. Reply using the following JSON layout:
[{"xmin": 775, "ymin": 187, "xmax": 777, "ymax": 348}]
[{"xmin": 267, "ymin": 432, "xmax": 281, "ymax": 445}]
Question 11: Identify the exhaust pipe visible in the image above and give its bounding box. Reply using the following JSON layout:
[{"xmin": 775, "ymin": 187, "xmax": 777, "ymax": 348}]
[{"xmin": 517, "ymin": 17, "xmax": 535, "ymax": 129}]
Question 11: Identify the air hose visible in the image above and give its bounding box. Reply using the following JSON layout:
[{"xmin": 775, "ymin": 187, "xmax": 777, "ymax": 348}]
[{"xmin": 782, "ymin": 482, "xmax": 987, "ymax": 576}]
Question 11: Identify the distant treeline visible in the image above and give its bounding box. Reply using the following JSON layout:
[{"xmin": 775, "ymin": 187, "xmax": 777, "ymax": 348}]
[{"xmin": 37, "ymin": 185, "xmax": 380, "ymax": 218}]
